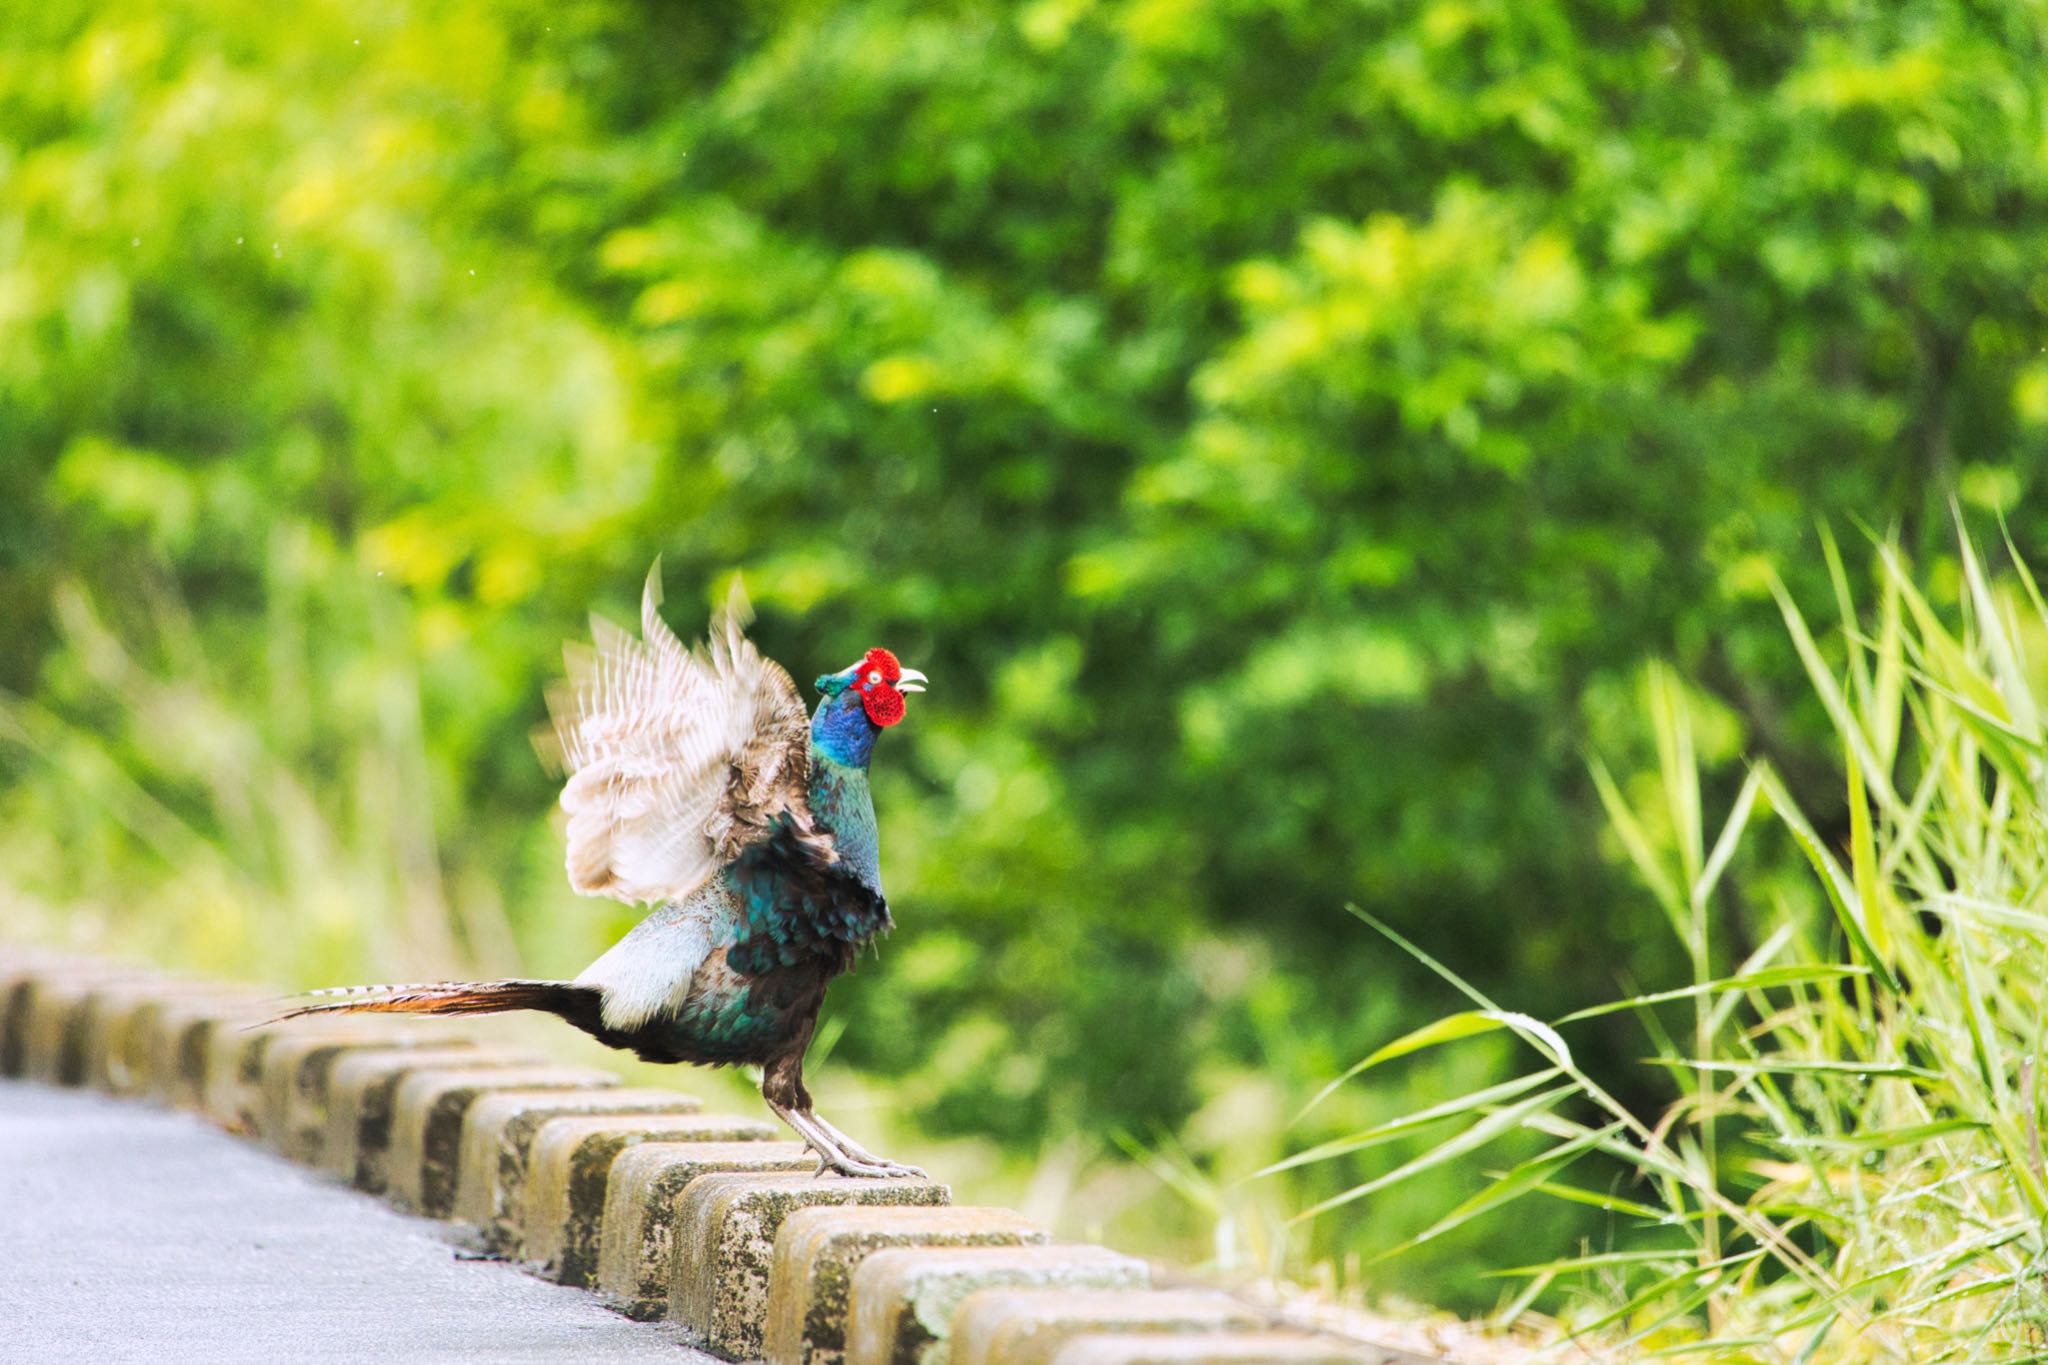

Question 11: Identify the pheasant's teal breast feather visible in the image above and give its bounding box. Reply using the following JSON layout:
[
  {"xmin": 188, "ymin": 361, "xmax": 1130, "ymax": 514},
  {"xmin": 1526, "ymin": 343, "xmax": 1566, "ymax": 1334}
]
[{"xmin": 727, "ymin": 812, "xmax": 891, "ymax": 976}]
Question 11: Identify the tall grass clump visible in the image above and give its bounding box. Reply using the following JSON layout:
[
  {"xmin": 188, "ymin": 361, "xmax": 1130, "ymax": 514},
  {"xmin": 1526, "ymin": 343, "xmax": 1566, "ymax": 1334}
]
[
  {"xmin": 0, "ymin": 548, "xmax": 557, "ymax": 986},
  {"xmin": 1278, "ymin": 525, "xmax": 2048, "ymax": 1360}
]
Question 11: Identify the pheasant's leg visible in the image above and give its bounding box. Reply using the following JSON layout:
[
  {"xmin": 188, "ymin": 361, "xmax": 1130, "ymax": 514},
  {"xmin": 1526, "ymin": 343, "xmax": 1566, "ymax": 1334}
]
[{"xmin": 762, "ymin": 1051, "xmax": 925, "ymax": 1180}]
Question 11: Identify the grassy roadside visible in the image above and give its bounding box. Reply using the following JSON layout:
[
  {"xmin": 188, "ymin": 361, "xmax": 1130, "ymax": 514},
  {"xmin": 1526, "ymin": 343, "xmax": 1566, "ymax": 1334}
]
[{"xmin": 1262, "ymin": 524, "xmax": 2048, "ymax": 1360}]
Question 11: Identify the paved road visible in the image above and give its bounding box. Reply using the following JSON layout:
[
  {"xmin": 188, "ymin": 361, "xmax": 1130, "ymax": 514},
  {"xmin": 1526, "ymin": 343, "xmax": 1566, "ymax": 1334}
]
[{"xmin": 0, "ymin": 1080, "xmax": 712, "ymax": 1363}]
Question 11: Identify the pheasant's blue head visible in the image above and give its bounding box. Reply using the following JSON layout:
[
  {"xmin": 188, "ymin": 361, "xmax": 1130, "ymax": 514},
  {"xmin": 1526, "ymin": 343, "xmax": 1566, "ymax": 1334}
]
[{"xmin": 812, "ymin": 647, "xmax": 928, "ymax": 766}]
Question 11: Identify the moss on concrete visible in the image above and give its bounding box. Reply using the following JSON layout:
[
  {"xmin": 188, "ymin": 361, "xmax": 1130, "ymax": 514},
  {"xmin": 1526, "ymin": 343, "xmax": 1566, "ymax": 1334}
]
[
  {"xmin": 385, "ymin": 1064, "xmax": 617, "ymax": 1215},
  {"xmin": 523, "ymin": 1114, "xmax": 778, "ymax": 1286},
  {"xmin": 449, "ymin": 1088, "xmax": 704, "ymax": 1252},
  {"xmin": 1047, "ymin": 1332, "xmax": 1402, "ymax": 1365},
  {"xmin": 846, "ymin": 1246, "xmax": 1149, "ymax": 1365},
  {"xmin": 596, "ymin": 1141, "xmax": 816, "ymax": 1320},
  {"xmin": 765, "ymin": 1205, "xmax": 1048, "ymax": 1365},
  {"xmin": 949, "ymin": 1290, "xmax": 1271, "ymax": 1365},
  {"xmin": 672, "ymin": 1171, "xmax": 951, "ymax": 1357},
  {"xmin": 320, "ymin": 1046, "xmax": 543, "ymax": 1190}
]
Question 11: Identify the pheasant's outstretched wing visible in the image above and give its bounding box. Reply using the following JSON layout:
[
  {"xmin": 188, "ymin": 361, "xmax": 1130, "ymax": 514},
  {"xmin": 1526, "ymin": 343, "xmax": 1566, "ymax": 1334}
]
[{"xmin": 548, "ymin": 569, "xmax": 820, "ymax": 907}]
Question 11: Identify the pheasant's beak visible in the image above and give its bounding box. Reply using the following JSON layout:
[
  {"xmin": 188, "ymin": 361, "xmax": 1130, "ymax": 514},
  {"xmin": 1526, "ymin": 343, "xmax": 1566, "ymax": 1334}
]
[{"xmin": 897, "ymin": 668, "xmax": 929, "ymax": 694}]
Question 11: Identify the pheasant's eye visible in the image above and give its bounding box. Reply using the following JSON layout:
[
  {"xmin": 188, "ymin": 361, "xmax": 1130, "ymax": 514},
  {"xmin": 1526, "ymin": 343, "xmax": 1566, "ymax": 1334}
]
[{"xmin": 868, "ymin": 672, "xmax": 882, "ymax": 685}]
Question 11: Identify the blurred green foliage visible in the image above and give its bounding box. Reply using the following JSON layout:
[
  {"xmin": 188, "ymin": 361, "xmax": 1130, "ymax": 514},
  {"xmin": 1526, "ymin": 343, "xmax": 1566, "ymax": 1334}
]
[{"xmin": 5, "ymin": 0, "xmax": 2048, "ymax": 1310}]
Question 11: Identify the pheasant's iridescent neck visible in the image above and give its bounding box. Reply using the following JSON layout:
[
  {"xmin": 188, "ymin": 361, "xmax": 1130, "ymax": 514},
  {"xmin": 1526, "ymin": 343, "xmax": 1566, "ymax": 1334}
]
[
  {"xmin": 810, "ymin": 689, "xmax": 877, "ymax": 768},
  {"xmin": 809, "ymin": 689, "xmax": 882, "ymax": 889},
  {"xmin": 808, "ymin": 751, "xmax": 882, "ymax": 893}
]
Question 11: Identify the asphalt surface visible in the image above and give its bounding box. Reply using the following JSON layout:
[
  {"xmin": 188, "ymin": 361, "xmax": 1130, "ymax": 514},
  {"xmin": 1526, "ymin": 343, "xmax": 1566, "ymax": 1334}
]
[{"xmin": 0, "ymin": 1080, "xmax": 713, "ymax": 1363}]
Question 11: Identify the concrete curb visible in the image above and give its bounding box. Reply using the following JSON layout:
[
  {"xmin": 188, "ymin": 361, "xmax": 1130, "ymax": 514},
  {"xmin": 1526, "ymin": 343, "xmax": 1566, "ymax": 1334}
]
[
  {"xmin": 323, "ymin": 1044, "xmax": 550, "ymax": 1189},
  {"xmin": 0, "ymin": 947, "xmax": 1435, "ymax": 1364},
  {"xmin": 257, "ymin": 1024, "xmax": 473, "ymax": 1160},
  {"xmin": 451, "ymin": 1087, "xmax": 707, "ymax": 1251},
  {"xmin": 950, "ymin": 1290, "xmax": 1273, "ymax": 1365},
  {"xmin": 672, "ymin": 1170, "xmax": 953, "ymax": 1358},
  {"xmin": 767, "ymin": 1206, "xmax": 1050, "ymax": 1365},
  {"xmin": 387, "ymin": 1063, "xmax": 623, "ymax": 1216},
  {"xmin": 597, "ymin": 1140, "xmax": 819, "ymax": 1319},
  {"xmin": 524, "ymin": 1113, "xmax": 781, "ymax": 1287},
  {"xmin": 846, "ymin": 1244, "xmax": 1152, "ymax": 1365}
]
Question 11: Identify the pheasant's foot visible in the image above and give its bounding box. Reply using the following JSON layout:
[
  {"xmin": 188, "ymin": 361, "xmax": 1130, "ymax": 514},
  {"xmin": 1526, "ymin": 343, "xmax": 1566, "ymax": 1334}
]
[
  {"xmin": 808, "ymin": 1146, "xmax": 926, "ymax": 1179},
  {"xmin": 814, "ymin": 1114, "xmax": 927, "ymax": 1178},
  {"xmin": 775, "ymin": 1102, "xmax": 927, "ymax": 1180}
]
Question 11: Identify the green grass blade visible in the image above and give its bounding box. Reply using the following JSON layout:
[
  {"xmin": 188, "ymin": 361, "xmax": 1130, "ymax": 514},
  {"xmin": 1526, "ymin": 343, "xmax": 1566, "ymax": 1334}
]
[
  {"xmin": 1650, "ymin": 1057, "xmax": 1934, "ymax": 1078},
  {"xmin": 1957, "ymin": 512, "xmax": 2039, "ymax": 741},
  {"xmin": 1553, "ymin": 965, "xmax": 1868, "ymax": 1025},
  {"xmin": 1770, "ymin": 571, "xmax": 1899, "ymax": 815},
  {"xmin": 1770, "ymin": 1119, "xmax": 1987, "ymax": 1152},
  {"xmin": 1694, "ymin": 765, "xmax": 1764, "ymax": 909},
  {"xmin": 1293, "ymin": 1010, "xmax": 1512, "ymax": 1121},
  {"xmin": 1589, "ymin": 755, "xmax": 1686, "ymax": 936},
  {"xmin": 1648, "ymin": 662, "xmax": 1704, "ymax": 889},
  {"xmin": 1365, "ymin": 1120, "xmax": 1627, "ymax": 1263},
  {"xmin": 1845, "ymin": 734, "xmax": 1894, "ymax": 966},
  {"xmin": 1524, "ymin": 1179, "xmax": 1675, "ymax": 1222},
  {"xmin": 1760, "ymin": 767, "xmax": 1902, "ymax": 993},
  {"xmin": 1261, "ymin": 1068, "xmax": 1565, "ymax": 1176},
  {"xmin": 1286, "ymin": 1083, "xmax": 1577, "ymax": 1226},
  {"xmin": 1343, "ymin": 904, "xmax": 1502, "ymax": 1011}
]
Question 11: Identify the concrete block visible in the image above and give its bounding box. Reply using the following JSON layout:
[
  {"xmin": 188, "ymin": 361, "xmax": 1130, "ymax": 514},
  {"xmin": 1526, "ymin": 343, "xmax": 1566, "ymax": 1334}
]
[
  {"xmin": 200, "ymin": 1010, "xmax": 266, "ymax": 1128},
  {"xmin": 14, "ymin": 972, "xmax": 135, "ymax": 1084},
  {"xmin": 766, "ymin": 1206, "xmax": 1049, "ymax": 1365},
  {"xmin": 847, "ymin": 1246, "xmax": 1150, "ymax": 1365},
  {"xmin": 14, "ymin": 972, "xmax": 105, "ymax": 1084},
  {"xmin": 595, "ymin": 1141, "xmax": 817, "ymax": 1320},
  {"xmin": 0, "ymin": 958, "xmax": 58, "ymax": 1076},
  {"xmin": 0, "ymin": 954, "xmax": 140, "ymax": 1076},
  {"xmin": 673, "ymin": 1171, "xmax": 951, "ymax": 1358},
  {"xmin": 449, "ymin": 1087, "xmax": 705, "ymax": 1252},
  {"xmin": 255, "ymin": 1026, "xmax": 473, "ymax": 1163},
  {"xmin": 203, "ymin": 1016, "xmax": 402, "ymax": 1135},
  {"xmin": 1046, "ymin": 1333, "xmax": 1399, "ymax": 1365},
  {"xmin": 950, "ymin": 1290, "xmax": 1272, "ymax": 1365},
  {"xmin": 74, "ymin": 979, "xmax": 166, "ymax": 1094},
  {"xmin": 385, "ymin": 1063, "xmax": 621, "ymax": 1216},
  {"xmin": 80, "ymin": 980, "xmax": 255, "ymax": 1096},
  {"xmin": 143, "ymin": 995, "xmax": 271, "ymax": 1110},
  {"xmin": 15, "ymin": 969, "xmax": 161, "ymax": 1084},
  {"xmin": 0, "ymin": 966, "xmax": 36, "ymax": 1077},
  {"xmin": 321, "ymin": 1045, "xmax": 548, "ymax": 1191},
  {"xmin": 522, "ymin": 1113, "xmax": 780, "ymax": 1287}
]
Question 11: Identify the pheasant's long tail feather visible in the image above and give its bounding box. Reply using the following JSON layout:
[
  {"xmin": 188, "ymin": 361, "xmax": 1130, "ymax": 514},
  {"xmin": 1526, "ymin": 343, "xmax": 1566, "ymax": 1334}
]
[{"xmin": 270, "ymin": 978, "xmax": 603, "ymax": 1032}]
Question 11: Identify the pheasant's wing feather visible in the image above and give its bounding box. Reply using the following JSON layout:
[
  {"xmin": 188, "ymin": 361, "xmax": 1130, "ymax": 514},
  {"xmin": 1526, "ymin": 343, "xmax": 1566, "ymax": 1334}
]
[{"xmin": 550, "ymin": 570, "xmax": 818, "ymax": 906}]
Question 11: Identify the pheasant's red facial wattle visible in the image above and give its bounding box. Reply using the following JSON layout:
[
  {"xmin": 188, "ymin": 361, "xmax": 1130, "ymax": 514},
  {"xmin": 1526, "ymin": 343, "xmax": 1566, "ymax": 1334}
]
[
  {"xmin": 863, "ymin": 686, "xmax": 906, "ymax": 727},
  {"xmin": 852, "ymin": 646, "xmax": 908, "ymax": 727}
]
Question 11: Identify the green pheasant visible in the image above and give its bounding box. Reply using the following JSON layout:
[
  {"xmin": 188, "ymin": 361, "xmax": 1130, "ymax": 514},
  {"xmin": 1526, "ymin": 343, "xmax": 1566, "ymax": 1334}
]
[{"xmin": 281, "ymin": 570, "xmax": 928, "ymax": 1178}]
